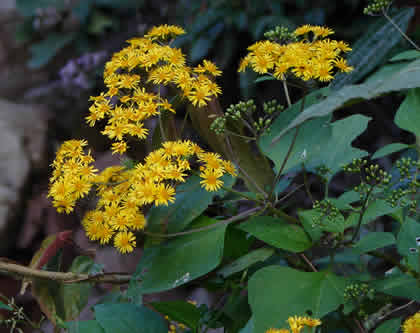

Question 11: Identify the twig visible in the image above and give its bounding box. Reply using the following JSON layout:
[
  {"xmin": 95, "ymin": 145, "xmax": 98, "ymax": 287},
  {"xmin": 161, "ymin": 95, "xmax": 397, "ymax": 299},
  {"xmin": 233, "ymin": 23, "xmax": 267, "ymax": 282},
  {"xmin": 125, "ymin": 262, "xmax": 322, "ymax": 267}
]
[{"xmin": 0, "ymin": 261, "xmax": 135, "ymax": 284}]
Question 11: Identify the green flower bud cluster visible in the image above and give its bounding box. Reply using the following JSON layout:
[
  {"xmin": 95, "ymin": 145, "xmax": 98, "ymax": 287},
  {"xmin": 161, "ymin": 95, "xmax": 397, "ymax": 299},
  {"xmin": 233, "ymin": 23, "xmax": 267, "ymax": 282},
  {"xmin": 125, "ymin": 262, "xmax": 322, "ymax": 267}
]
[
  {"xmin": 396, "ymin": 157, "xmax": 419, "ymax": 178},
  {"xmin": 385, "ymin": 157, "xmax": 420, "ymax": 213},
  {"xmin": 343, "ymin": 158, "xmax": 368, "ymax": 173},
  {"xmin": 344, "ymin": 283, "xmax": 374, "ymax": 301},
  {"xmin": 315, "ymin": 165, "xmax": 332, "ymax": 181},
  {"xmin": 254, "ymin": 117, "xmax": 272, "ymax": 132},
  {"xmin": 264, "ymin": 26, "xmax": 297, "ymax": 44},
  {"xmin": 364, "ymin": 164, "xmax": 391, "ymax": 187},
  {"xmin": 210, "ymin": 99, "xmax": 256, "ymax": 135},
  {"xmin": 312, "ymin": 199, "xmax": 341, "ymax": 227},
  {"xmin": 363, "ymin": 0, "xmax": 392, "ymax": 15},
  {"xmin": 263, "ymin": 99, "xmax": 284, "ymax": 115},
  {"xmin": 344, "ymin": 283, "xmax": 375, "ymax": 320}
]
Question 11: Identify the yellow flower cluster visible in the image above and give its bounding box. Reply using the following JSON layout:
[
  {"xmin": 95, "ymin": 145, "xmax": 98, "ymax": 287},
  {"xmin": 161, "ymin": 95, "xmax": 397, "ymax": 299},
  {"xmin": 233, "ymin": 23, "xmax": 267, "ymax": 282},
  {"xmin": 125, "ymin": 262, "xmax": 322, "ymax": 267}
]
[
  {"xmin": 48, "ymin": 138, "xmax": 236, "ymax": 253},
  {"xmin": 239, "ymin": 24, "xmax": 353, "ymax": 82},
  {"xmin": 402, "ymin": 311, "xmax": 420, "ymax": 333},
  {"xmin": 266, "ymin": 316, "xmax": 321, "ymax": 333},
  {"xmin": 48, "ymin": 140, "xmax": 97, "ymax": 214},
  {"xmin": 87, "ymin": 24, "xmax": 222, "ymax": 154}
]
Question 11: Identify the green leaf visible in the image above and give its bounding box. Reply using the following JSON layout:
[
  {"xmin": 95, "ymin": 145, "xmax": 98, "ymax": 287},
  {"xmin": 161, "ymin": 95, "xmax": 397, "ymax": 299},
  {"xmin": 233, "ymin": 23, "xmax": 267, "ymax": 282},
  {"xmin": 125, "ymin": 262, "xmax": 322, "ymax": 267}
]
[
  {"xmin": 146, "ymin": 175, "xmax": 234, "ymax": 235},
  {"xmin": 298, "ymin": 209, "xmax": 323, "ymax": 242},
  {"xmin": 190, "ymin": 37, "xmax": 212, "ymax": 62},
  {"xmin": 395, "ymin": 88, "xmax": 420, "ymax": 137},
  {"xmin": 390, "ymin": 50, "xmax": 420, "ymax": 62},
  {"xmin": 331, "ymin": 8, "xmax": 414, "ymax": 90},
  {"xmin": 397, "ymin": 217, "xmax": 420, "ymax": 256},
  {"xmin": 217, "ymin": 247, "xmax": 275, "ymax": 278},
  {"xmin": 249, "ymin": 266, "xmax": 348, "ymax": 333},
  {"xmin": 259, "ymin": 88, "xmax": 332, "ymax": 176},
  {"xmin": 238, "ymin": 216, "xmax": 312, "ymax": 252},
  {"xmin": 239, "ymin": 317, "xmax": 254, "ymax": 333},
  {"xmin": 374, "ymin": 317, "xmax": 402, "ymax": 333},
  {"xmin": 66, "ymin": 320, "xmax": 105, "ymax": 333},
  {"xmin": 270, "ymin": 57, "xmax": 420, "ymax": 144},
  {"xmin": 371, "ymin": 274, "xmax": 420, "ymax": 301},
  {"xmin": 372, "ymin": 143, "xmax": 410, "ymax": 159},
  {"xmin": 311, "ymin": 115, "xmax": 370, "ymax": 181},
  {"xmin": 344, "ymin": 199, "xmax": 397, "ymax": 229},
  {"xmin": 255, "ymin": 76, "xmax": 275, "ymax": 83},
  {"xmin": 397, "ymin": 217, "xmax": 420, "ymax": 272},
  {"xmin": 28, "ymin": 33, "xmax": 76, "ymax": 68},
  {"xmin": 137, "ymin": 216, "xmax": 227, "ymax": 293},
  {"xmin": 94, "ymin": 303, "xmax": 167, "ymax": 333},
  {"xmin": 150, "ymin": 301, "xmax": 201, "ymax": 330},
  {"xmin": 351, "ymin": 232, "xmax": 395, "ymax": 255}
]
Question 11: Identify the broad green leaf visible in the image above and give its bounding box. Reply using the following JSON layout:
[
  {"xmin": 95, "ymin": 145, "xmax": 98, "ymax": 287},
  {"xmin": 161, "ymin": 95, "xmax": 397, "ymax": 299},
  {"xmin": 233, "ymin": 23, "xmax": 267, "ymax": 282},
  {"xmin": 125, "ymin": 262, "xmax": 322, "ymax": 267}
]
[
  {"xmin": 397, "ymin": 217, "xmax": 420, "ymax": 256},
  {"xmin": 329, "ymin": 190, "xmax": 360, "ymax": 210},
  {"xmin": 397, "ymin": 217, "xmax": 420, "ymax": 272},
  {"xmin": 259, "ymin": 88, "xmax": 332, "ymax": 176},
  {"xmin": 351, "ymin": 232, "xmax": 395, "ymax": 255},
  {"xmin": 395, "ymin": 88, "xmax": 420, "ymax": 138},
  {"xmin": 374, "ymin": 317, "xmax": 402, "ymax": 333},
  {"xmin": 371, "ymin": 274, "xmax": 420, "ymax": 301},
  {"xmin": 390, "ymin": 50, "xmax": 420, "ymax": 62},
  {"xmin": 223, "ymin": 226, "xmax": 254, "ymax": 262},
  {"xmin": 146, "ymin": 175, "xmax": 234, "ymax": 235},
  {"xmin": 138, "ymin": 217, "xmax": 227, "ymax": 293},
  {"xmin": 331, "ymin": 8, "xmax": 414, "ymax": 90},
  {"xmin": 344, "ymin": 199, "xmax": 397, "ymax": 229},
  {"xmin": 311, "ymin": 114, "xmax": 370, "ymax": 180},
  {"xmin": 364, "ymin": 62, "xmax": 410, "ymax": 84},
  {"xmin": 67, "ymin": 320, "xmax": 105, "ymax": 333},
  {"xmin": 298, "ymin": 209, "xmax": 323, "ymax": 242},
  {"xmin": 238, "ymin": 216, "xmax": 312, "ymax": 252},
  {"xmin": 28, "ymin": 33, "xmax": 76, "ymax": 68},
  {"xmin": 270, "ymin": 57, "xmax": 420, "ymax": 144},
  {"xmin": 249, "ymin": 266, "xmax": 348, "ymax": 333},
  {"xmin": 217, "ymin": 247, "xmax": 275, "ymax": 278},
  {"xmin": 372, "ymin": 143, "xmax": 410, "ymax": 159},
  {"xmin": 94, "ymin": 303, "xmax": 167, "ymax": 333},
  {"xmin": 150, "ymin": 301, "xmax": 201, "ymax": 330}
]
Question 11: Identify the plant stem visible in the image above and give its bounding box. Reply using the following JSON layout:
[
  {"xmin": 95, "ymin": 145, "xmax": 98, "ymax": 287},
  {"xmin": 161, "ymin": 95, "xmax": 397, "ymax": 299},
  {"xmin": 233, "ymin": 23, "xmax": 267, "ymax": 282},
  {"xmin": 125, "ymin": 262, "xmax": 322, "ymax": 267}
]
[
  {"xmin": 383, "ymin": 9, "xmax": 420, "ymax": 51},
  {"xmin": 282, "ymin": 79, "xmax": 292, "ymax": 108}
]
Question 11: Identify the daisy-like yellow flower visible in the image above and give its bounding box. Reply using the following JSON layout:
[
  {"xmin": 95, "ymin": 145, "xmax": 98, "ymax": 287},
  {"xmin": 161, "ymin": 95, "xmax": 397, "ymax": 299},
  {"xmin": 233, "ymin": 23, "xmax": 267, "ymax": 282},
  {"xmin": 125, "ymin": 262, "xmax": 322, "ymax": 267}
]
[
  {"xmin": 200, "ymin": 169, "xmax": 224, "ymax": 191},
  {"xmin": 239, "ymin": 24, "xmax": 352, "ymax": 83},
  {"xmin": 402, "ymin": 311, "xmax": 420, "ymax": 333},
  {"xmin": 114, "ymin": 231, "xmax": 136, "ymax": 254}
]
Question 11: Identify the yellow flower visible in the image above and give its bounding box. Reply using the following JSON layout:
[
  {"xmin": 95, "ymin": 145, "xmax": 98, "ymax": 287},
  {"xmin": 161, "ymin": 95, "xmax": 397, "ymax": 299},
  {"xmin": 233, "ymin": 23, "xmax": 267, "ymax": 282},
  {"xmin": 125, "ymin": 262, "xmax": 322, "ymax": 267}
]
[
  {"xmin": 402, "ymin": 312, "xmax": 420, "ymax": 333},
  {"xmin": 200, "ymin": 169, "xmax": 224, "ymax": 192},
  {"xmin": 111, "ymin": 141, "xmax": 128, "ymax": 155},
  {"xmin": 188, "ymin": 85, "xmax": 212, "ymax": 107},
  {"xmin": 114, "ymin": 231, "xmax": 136, "ymax": 253}
]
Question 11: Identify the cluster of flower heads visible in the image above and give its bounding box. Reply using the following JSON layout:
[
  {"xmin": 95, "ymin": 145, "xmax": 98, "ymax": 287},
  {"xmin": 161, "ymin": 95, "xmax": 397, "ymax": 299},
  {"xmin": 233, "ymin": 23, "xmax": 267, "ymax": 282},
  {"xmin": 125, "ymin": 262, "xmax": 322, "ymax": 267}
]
[
  {"xmin": 87, "ymin": 24, "xmax": 222, "ymax": 155},
  {"xmin": 48, "ymin": 140, "xmax": 97, "ymax": 214},
  {"xmin": 49, "ymin": 139, "xmax": 236, "ymax": 253},
  {"xmin": 239, "ymin": 24, "xmax": 353, "ymax": 82},
  {"xmin": 402, "ymin": 311, "xmax": 420, "ymax": 333},
  {"xmin": 266, "ymin": 316, "xmax": 321, "ymax": 333}
]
